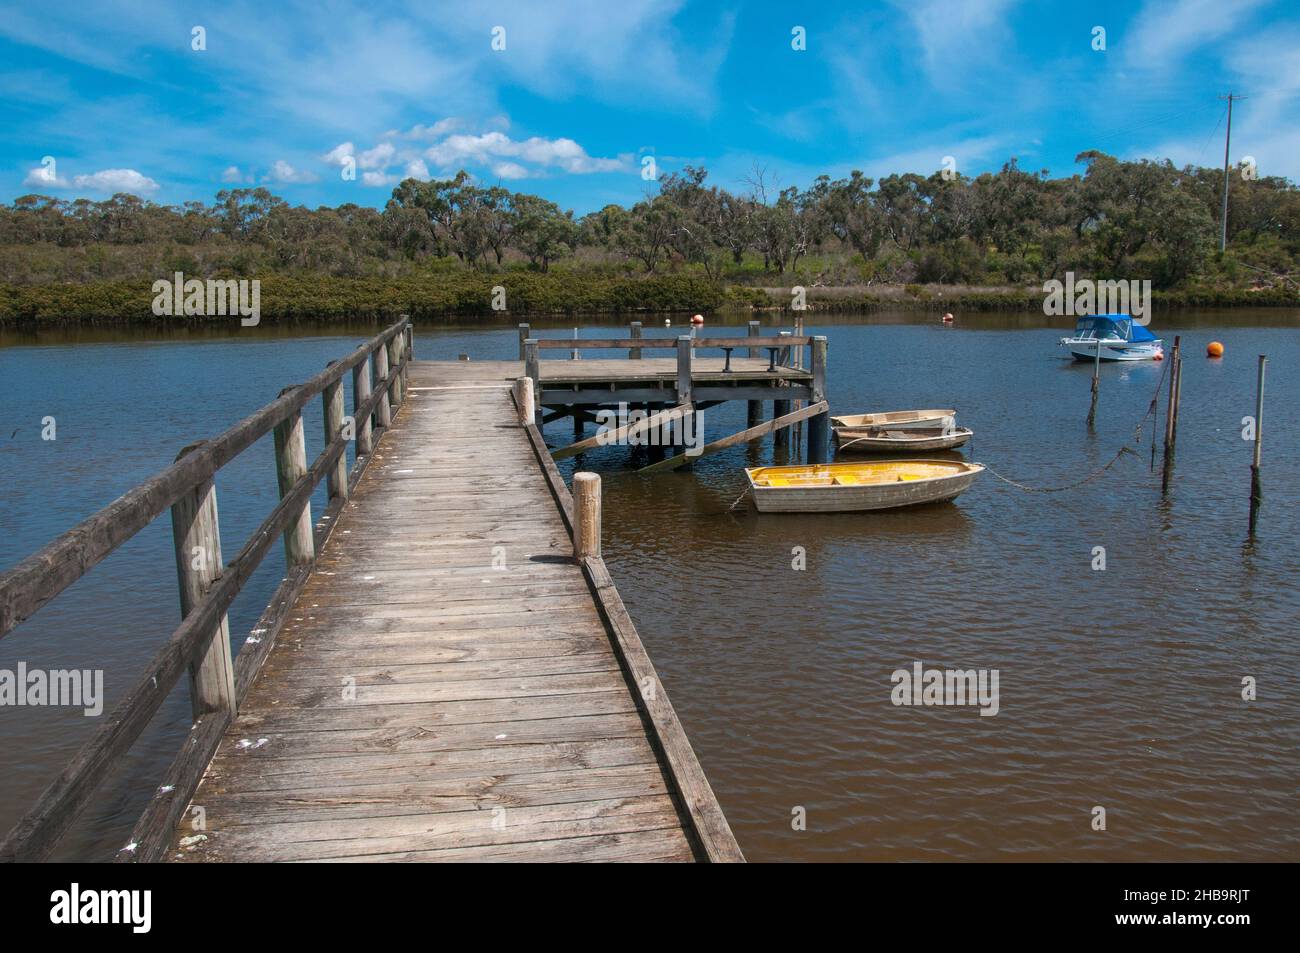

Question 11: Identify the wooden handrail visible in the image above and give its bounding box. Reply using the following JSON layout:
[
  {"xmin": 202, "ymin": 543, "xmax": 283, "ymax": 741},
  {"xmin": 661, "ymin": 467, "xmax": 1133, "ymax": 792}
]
[
  {"xmin": 0, "ymin": 319, "xmax": 409, "ymax": 641},
  {"xmin": 0, "ymin": 317, "xmax": 411, "ymax": 863},
  {"xmin": 533, "ymin": 335, "xmax": 811, "ymax": 350}
]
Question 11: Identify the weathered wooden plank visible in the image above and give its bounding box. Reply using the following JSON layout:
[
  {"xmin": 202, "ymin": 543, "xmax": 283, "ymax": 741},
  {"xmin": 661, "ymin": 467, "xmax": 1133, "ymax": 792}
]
[{"xmin": 639, "ymin": 399, "xmax": 830, "ymax": 473}]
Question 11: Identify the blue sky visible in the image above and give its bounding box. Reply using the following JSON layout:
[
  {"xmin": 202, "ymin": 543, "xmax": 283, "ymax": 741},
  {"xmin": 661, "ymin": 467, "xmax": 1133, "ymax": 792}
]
[{"xmin": 2, "ymin": 0, "xmax": 1296, "ymax": 215}]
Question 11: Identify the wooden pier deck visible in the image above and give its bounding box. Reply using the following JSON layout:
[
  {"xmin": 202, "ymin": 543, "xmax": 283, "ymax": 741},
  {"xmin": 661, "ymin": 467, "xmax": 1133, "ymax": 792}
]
[
  {"xmin": 164, "ymin": 360, "xmax": 739, "ymax": 862},
  {"xmin": 0, "ymin": 320, "xmax": 796, "ymax": 864}
]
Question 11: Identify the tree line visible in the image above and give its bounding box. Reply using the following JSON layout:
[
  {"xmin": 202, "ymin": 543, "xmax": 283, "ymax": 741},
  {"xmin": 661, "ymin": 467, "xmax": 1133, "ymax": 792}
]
[{"xmin": 2, "ymin": 152, "xmax": 1297, "ymax": 292}]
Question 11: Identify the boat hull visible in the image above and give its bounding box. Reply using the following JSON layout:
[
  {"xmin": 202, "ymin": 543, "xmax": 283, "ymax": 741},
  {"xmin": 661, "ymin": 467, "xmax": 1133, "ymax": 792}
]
[
  {"xmin": 1062, "ymin": 338, "xmax": 1163, "ymax": 362},
  {"xmin": 746, "ymin": 461, "xmax": 983, "ymax": 513},
  {"xmin": 829, "ymin": 409, "xmax": 955, "ymax": 430},
  {"xmin": 834, "ymin": 427, "xmax": 973, "ymax": 453}
]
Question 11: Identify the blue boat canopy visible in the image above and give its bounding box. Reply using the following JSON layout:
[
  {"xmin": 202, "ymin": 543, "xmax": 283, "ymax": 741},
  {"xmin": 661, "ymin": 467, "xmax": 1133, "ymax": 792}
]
[{"xmin": 1073, "ymin": 314, "xmax": 1157, "ymax": 342}]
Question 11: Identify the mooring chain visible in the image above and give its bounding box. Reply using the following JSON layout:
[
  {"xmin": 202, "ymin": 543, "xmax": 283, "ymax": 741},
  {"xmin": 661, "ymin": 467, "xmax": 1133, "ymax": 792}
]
[{"xmin": 980, "ymin": 445, "xmax": 1140, "ymax": 493}]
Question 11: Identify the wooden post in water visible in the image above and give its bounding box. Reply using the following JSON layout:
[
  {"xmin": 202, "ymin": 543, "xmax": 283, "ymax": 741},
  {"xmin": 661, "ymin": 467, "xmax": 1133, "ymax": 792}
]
[
  {"xmin": 273, "ymin": 396, "xmax": 315, "ymax": 566},
  {"xmin": 373, "ymin": 342, "xmax": 392, "ymax": 430},
  {"xmin": 1086, "ymin": 339, "xmax": 1101, "ymax": 429},
  {"xmin": 747, "ymin": 321, "xmax": 762, "ymax": 427},
  {"xmin": 1161, "ymin": 335, "xmax": 1181, "ymax": 494},
  {"xmin": 322, "ymin": 362, "xmax": 349, "ymax": 501},
  {"xmin": 513, "ymin": 376, "xmax": 535, "ymax": 427},
  {"xmin": 524, "ymin": 339, "xmax": 542, "ymax": 427},
  {"xmin": 352, "ymin": 350, "xmax": 373, "ymax": 456},
  {"xmin": 573, "ymin": 472, "xmax": 601, "ymax": 559},
  {"xmin": 629, "ymin": 321, "xmax": 643, "ymax": 360},
  {"xmin": 517, "ymin": 323, "xmax": 530, "ymax": 361},
  {"xmin": 169, "ymin": 443, "xmax": 236, "ymax": 719},
  {"xmin": 1249, "ymin": 354, "xmax": 1267, "ymax": 534},
  {"xmin": 806, "ymin": 336, "xmax": 830, "ymax": 464}
]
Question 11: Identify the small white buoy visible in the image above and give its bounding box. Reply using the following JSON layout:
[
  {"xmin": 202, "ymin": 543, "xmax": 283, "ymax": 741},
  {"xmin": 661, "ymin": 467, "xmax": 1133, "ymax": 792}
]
[{"xmin": 664, "ymin": 318, "xmax": 671, "ymax": 327}]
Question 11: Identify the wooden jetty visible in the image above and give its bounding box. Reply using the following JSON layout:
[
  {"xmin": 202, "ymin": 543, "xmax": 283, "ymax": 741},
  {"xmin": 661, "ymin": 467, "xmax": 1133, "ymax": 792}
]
[{"xmin": 0, "ymin": 318, "xmax": 751, "ymax": 863}]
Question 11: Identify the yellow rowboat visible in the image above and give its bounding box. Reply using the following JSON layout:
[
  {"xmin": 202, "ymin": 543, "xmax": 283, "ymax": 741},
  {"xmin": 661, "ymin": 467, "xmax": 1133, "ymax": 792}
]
[
  {"xmin": 744, "ymin": 460, "xmax": 984, "ymax": 513},
  {"xmin": 830, "ymin": 409, "xmax": 955, "ymax": 430}
]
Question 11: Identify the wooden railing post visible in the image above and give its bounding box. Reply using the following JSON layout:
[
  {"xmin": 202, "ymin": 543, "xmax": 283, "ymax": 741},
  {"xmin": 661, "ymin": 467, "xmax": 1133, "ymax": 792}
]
[
  {"xmin": 629, "ymin": 321, "xmax": 643, "ymax": 360},
  {"xmin": 352, "ymin": 350, "xmax": 373, "ymax": 456},
  {"xmin": 778, "ymin": 330, "xmax": 793, "ymax": 367},
  {"xmin": 524, "ymin": 338, "xmax": 542, "ymax": 427},
  {"xmin": 386, "ymin": 327, "xmax": 404, "ymax": 409},
  {"xmin": 513, "ymin": 377, "xmax": 535, "ymax": 427},
  {"xmin": 374, "ymin": 341, "xmax": 392, "ymax": 429},
  {"xmin": 518, "ymin": 323, "xmax": 531, "ymax": 361},
  {"xmin": 807, "ymin": 335, "xmax": 830, "ymax": 464},
  {"xmin": 747, "ymin": 321, "xmax": 762, "ymax": 426},
  {"xmin": 322, "ymin": 362, "xmax": 349, "ymax": 501},
  {"xmin": 573, "ymin": 472, "xmax": 601, "ymax": 560},
  {"xmin": 676, "ymin": 335, "xmax": 693, "ymax": 405},
  {"xmin": 400, "ymin": 318, "xmax": 412, "ymax": 397},
  {"xmin": 273, "ymin": 395, "xmax": 315, "ymax": 566},
  {"xmin": 169, "ymin": 444, "xmax": 237, "ymax": 719}
]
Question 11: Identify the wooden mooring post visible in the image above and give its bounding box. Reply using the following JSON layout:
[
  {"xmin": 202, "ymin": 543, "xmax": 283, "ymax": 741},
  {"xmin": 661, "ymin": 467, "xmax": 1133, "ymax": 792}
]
[
  {"xmin": 517, "ymin": 323, "xmax": 530, "ymax": 361},
  {"xmin": 629, "ymin": 321, "xmax": 643, "ymax": 360},
  {"xmin": 512, "ymin": 376, "xmax": 535, "ymax": 427},
  {"xmin": 1161, "ymin": 336, "xmax": 1182, "ymax": 495},
  {"xmin": 524, "ymin": 338, "xmax": 542, "ymax": 427},
  {"xmin": 1249, "ymin": 354, "xmax": 1267, "ymax": 534},
  {"xmin": 573, "ymin": 472, "xmax": 601, "ymax": 559},
  {"xmin": 1086, "ymin": 338, "xmax": 1101, "ymax": 429}
]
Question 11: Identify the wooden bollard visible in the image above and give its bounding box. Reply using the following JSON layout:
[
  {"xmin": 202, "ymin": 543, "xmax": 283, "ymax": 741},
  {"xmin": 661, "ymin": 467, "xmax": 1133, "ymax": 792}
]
[
  {"xmin": 273, "ymin": 397, "xmax": 315, "ymax": 567},
  {"xmin": 573, "ymin": 472, "xmax": 601, "ymax": 560},
  {"xmin": 352, "ymin": 350, "xmax": 373, "ymax": 455},
  {"xmin": 322, "ymin": 362, "xmax": 348, "ymax": 501},
  {"xmin": 524, "ymin": 338, "xmax": 541, "ymax": 427},
  {"xmin": 170, "ymin": 443, "xmax": 236, "ymax": 719},
  {"xmin": 629, "ymin": 321, "xmax": 643, "ymax": 360},
  {"xmin": 1249, "ymin": 354, "xmax": 1267, "ymax": 534},
  {"xmin": 513, "ymin": 376, "xmax": 535, "ymax": 427}
]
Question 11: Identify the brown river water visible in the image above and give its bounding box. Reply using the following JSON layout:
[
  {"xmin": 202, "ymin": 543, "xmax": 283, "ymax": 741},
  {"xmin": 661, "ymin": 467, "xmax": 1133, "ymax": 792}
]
[{"xmin": 1, "ymin": 310, "xmax": 1296, "ymax": 861}]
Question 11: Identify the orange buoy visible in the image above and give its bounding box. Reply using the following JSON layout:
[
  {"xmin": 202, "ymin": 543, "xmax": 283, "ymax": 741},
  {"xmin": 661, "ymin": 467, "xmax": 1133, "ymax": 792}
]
[
  {"xmin": 691, "ymin": 313, "xmax": 704, "ymax": 325},
  {"xmin": 941, "ymin": 312, "xmax": 954, "ymax": 323},
  {"xmin": 1207, "ymin": 341, "xmax": 1224, "ymax": 358}
]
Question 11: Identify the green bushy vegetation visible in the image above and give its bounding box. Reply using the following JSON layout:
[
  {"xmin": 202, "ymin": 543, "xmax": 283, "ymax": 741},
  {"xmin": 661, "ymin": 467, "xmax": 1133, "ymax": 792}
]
[{"xmin": 1, "ymin": 151, "xmax": 1296, "ymax": 325}]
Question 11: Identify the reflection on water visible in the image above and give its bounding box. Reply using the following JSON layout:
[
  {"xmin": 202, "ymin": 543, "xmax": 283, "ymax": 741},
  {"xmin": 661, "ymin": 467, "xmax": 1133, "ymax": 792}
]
[{"xmin": 1, "ymin": 309, "xmax": 1297, "ymax": 861}]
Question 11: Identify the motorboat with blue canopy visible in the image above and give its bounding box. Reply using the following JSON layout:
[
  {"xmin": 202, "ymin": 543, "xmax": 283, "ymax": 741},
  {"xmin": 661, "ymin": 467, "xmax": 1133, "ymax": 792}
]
[{"xmin": 1060, "ymin": 314, "xmax": 1163, "ymax": 362}]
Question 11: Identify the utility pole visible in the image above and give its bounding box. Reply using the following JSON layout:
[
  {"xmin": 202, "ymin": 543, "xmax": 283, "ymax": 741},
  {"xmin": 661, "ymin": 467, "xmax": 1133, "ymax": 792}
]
[{"xmin": 1219, "ymin": 92, "xmax": 1246, "ymax": 252}]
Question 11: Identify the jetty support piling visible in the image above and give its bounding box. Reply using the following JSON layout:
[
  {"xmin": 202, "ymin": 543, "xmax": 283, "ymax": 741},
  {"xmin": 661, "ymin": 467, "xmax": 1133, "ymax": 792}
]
[
  {"xmin": 747, "ymin": 321, "xmax": 763, "ymax": 427},
  {"xmin": 517, "ymin": 323, "xmax": 531, "ymax": 361},
  {"xmin": 806, "ymin": 336, "xmax": 830, "ymax": 464},
  {"xmin": 629, "ymin": 321, "xmax": 643, "ymax": 360}
]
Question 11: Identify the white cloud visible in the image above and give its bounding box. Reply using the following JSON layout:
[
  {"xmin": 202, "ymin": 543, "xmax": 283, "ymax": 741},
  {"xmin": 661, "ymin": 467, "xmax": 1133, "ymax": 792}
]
[
  {"xmin": 491, "ymin": 161, "xmax": 530, "ymax": 179},
  {"xmin": 320, "ymin": 142, "xmax": 354, "ymax": 167},
  {"xmin": 221, "ymin": 165, "xmax": 245, "ymax": 183},
  {"xmin": 265, "ymin": 159, "xmax": 319, "ymax": 184},
  {"xmin": 358, "ymin": 142, "xmax": 396, "ymax": 169},
  {"xmin": 1126, "ymin": 0, "xmax": 1270, "ymax": 69},
  {"xmin": 404, "ymin": 158, "xmax": 430, "ymax": 180},
  {"xmin": 424, "ymin": 131, "xmax": 625, "ymax": 174},
  {"xmin": 22, "ymin": 162, "xmax": 68, "ymax": 189},
  {"xmin": 72, "ymin": 168, "xmax": 160, "ymax": 194},
  {"xmin": 361, "ymin": 170, "xmax": 397, "ymax": 187}
]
